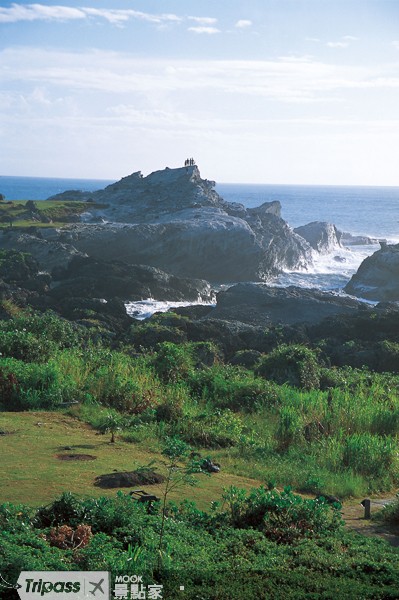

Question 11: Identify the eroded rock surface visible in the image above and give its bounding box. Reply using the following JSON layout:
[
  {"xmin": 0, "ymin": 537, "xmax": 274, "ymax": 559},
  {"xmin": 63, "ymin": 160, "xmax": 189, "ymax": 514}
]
[{"xmin": 344, "ymin": 242, "xmax": 399, "ymax": 301}]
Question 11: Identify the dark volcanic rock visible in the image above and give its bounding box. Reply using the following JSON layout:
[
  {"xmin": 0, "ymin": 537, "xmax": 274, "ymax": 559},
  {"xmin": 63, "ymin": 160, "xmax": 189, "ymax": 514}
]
[
  {"xmin": 209, "ymin": 283, "xmax": 368, "ymax": 326},
  {"xmin": 294, "ymin": 221, "xmax": 342, "ymax": 254},
  {"xmin": 344, "ymin": 242, "xmax": 399, "ymax": 301},
  {"xmin": 49, "ymin": 165, "xmax": 313, "ymax": 282},
  {"xmin": 51, "ymin": 256, "xmax": 213, "ymax": 302}
]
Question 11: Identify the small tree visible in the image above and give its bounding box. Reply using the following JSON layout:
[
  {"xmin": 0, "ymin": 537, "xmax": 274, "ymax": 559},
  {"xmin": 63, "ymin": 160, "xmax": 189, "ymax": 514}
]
[
  {"xmin": 0, "ymin": 193, "xmax": 5, "ymax": 202},
  {"xmin": 155, "ymin": 437, "xmax": 204, "ymax": 569},
  {"xmin": 98, "ymin": 411, "xmax": 124, "ymax": 443}
]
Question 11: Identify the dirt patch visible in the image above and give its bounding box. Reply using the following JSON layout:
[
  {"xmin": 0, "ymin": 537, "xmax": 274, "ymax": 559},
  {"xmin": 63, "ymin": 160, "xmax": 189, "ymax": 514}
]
[
  {"xmin": 56, "ymin": 453, "xmax": 97, "ymax": 461},
  {"xmin": 342, "ymin": 496, "xmax": 399, "ymax": 547},
  {"xmin": 0, "ymin": 430, "xmax": 16, "ymax": 436},
  {"xmin": 94, "ymin": 470, "xmax": 165, "ymax": 489}
]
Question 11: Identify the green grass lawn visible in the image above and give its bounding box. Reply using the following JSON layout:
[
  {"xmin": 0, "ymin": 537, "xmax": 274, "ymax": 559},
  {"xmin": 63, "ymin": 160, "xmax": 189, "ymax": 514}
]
[{"xmin": 0, "ymin": 411, "xmax": 262, "ymax": 509}]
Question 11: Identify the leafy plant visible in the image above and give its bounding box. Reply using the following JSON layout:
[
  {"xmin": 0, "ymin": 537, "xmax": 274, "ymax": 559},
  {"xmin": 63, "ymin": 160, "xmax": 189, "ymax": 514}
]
[{"xmin": 256, "ymin": 344, "xmax": 321, "ymax": 390}]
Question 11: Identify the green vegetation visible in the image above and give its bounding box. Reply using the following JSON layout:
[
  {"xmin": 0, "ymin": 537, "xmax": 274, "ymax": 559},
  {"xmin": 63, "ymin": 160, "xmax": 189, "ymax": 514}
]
[
  {"xmin": 1, "ymin": 489, "xmax": 398, "ymax": 599},
  {"xmin": 0, "ymin": 199, "xmax": 106, "ymax": 228},
  {"xmin": 1, "ymin": 305, "xmax": 399, "ymax": 597}
]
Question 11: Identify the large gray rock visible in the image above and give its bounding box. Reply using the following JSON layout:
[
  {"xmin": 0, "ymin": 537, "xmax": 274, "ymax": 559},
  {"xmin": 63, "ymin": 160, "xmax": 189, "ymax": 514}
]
[
  {"xmin": 208, "ymin": 283, "xmax": 368, "ymax": 326},
  {"xmin": 48, "ymin": 165, "xmax": 312, "ymax": 283},
  {"xmin": 344, "ymin": 242, "xmax": 399, "ymax": 301},
  {"xmin": 294, "ymin": 221, "xmax": 342, "ymax": 254}
]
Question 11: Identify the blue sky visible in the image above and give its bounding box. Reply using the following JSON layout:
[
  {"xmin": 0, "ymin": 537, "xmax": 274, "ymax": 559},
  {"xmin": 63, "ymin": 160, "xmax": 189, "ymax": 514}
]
[{"xmin": 1, "ymin": 0, "xmax": 399, "ymax": 184}]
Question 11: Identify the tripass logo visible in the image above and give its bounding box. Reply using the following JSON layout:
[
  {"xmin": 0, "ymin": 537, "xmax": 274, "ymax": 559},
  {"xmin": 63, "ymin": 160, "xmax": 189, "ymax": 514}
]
[{"xmin": 16, "ymin": 572, "xmax": 109, "ymax": 600}]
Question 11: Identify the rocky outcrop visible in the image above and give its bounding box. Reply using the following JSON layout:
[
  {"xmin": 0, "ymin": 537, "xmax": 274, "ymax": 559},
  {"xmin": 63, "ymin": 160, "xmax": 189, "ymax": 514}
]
[
  {"xmin": 51, "ymin": 256, "xmax": 213, "ymax": 302},
  {"xmin": 0, "ymin": 230, "xmax": 85, "ymax": 272},
  {"xmin": 48, "ymin": 165, "xmax": 313, "ymax": 282},
  {"xmin": 344, "ymin": 242, "xmax": 399, "ymax": 301},
  {"xmin": 294, "ymin": 221, "xmax": 342, "ymax": 254},
  {"xmin": 338, "ymin": 231, "xmax": 382, "ymax": 246},
  {"xmin": 206, "ymin": 283, "xmax": 369, "ymax": 327}
]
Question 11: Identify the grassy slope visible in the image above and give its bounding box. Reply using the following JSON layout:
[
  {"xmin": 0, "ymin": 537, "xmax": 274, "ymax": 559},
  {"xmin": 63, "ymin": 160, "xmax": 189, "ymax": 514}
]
[
  {"xmin": 0, "ymin": 200, "xmax": 105, "ymax": 228},
  {"xmin": 0, "ymin": 411, "xmax": 261, "ymax": 508}
]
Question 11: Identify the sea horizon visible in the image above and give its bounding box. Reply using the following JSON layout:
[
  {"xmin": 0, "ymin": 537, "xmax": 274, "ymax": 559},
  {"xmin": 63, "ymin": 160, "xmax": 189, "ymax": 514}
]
[{"xmin": 2, "ymin": 172, "xmax": 399, "ymax": 189}]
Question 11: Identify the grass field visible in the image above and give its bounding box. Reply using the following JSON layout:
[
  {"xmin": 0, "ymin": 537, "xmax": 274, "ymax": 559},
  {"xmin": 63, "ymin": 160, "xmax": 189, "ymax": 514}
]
[{"xmin": 0, "ymin": 411, "xmax": 262, "ymax": 509}]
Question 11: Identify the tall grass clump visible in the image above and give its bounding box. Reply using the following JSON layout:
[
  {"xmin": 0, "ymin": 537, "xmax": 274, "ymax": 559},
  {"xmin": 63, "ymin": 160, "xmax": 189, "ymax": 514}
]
[{"xmin": 343, "ymin": 433, "xmax": 399, "ymax": 481}]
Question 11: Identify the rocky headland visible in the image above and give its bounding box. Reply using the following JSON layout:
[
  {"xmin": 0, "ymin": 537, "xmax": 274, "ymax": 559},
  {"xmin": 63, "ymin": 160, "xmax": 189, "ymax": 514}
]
[
  {"xmin": 37, "ymin": 164, "xmax": 313, "ymax": 282},
  {"xmin": 1, "ymin": 162, "xmax": 395, "ymax": 339}
]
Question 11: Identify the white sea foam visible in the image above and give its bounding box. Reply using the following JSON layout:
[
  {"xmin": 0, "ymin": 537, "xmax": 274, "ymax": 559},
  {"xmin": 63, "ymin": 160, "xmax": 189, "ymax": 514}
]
[
  {"xmin": 125, "ymin": 298, "xmax": 216, "ymax": 320},
  {"xmin": 275, "ymin": 244, "xmax": 378, "ymax": 291}
]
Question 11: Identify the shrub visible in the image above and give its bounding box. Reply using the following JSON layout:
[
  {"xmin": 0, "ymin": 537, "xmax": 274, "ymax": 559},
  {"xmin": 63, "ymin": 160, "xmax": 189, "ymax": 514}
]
[
  {"xmin": 179, "ymin": 410, "xmax": 244, "ymax": 448},
  {"xmin": 256, "ymin": 344, "xmax": 321, "ymax": 390},
  {"xmin": 0, "ymin": 358, "xmax": 75, "ymax": 410},
  {"xmin": 189, "ymin": 364, "xmax": 281, "ymax": 412},
  {"xmin": 0, "ymin": 329, "xmax": 56, "ymax": 362},
  {"xmin": 130, "ymin": 322, "xmax": 186, "ymax": 349},
  {"xmin": 221, "ymin": 485, "xmax": 343, "ymax": 542},
  {"xmin": 34, "ymin": 493, "xmax": 86, "ymax": 528},
  {"xmin": 377, "ymin": 340, "xmax": 399, "ymax": 373},
  {"xmin": 152, "ymin": 342, "xmax": 194, "ymax": 383}
]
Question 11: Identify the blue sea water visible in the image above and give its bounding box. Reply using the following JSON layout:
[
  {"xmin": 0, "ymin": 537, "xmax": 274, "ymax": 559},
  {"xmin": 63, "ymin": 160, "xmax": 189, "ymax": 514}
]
[
  {"xmin": 216, "ymin": 183, "xmax": 399, "ymax": 243},
  {"xmin": 0, "ymin": 176, "xmax": 114, "ymax": 202},
  {"xmin": 2, "ymin": 175, "xmax": 398, "ymax": 313}
]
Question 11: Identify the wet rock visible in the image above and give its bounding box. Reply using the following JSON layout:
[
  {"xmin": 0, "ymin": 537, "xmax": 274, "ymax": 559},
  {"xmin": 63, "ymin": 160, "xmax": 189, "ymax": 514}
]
[{"xmin": 344, "ymin": 242, "xmax": 399, "ymax": 301}]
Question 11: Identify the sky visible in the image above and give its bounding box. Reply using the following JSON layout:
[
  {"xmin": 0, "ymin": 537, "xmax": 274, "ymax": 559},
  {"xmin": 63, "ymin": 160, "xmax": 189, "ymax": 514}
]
[{"xmin": 1, "ymin": 0, "xmax": 399, "ymax": 185}]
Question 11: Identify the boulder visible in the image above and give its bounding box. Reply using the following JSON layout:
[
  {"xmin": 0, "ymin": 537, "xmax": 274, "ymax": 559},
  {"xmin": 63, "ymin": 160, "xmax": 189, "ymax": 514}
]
[
  {"xmin": 48, "ymin": 165, "xmax": 313, "ymax": 282},
  {"xmin": 208, "ymin": 283, "xmax": 369, "ymax": 326},
  {"xmin": 294, "ymin": 221, "xmax": 342, "ymax": 253},
  {"xmin": 344, "ymin": 242, "xmax": 399, "ymax": 301}
]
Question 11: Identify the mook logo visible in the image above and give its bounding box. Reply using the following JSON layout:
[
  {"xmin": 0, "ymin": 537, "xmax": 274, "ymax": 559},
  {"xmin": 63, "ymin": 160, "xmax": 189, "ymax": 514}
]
[{"xmin": 16, "ymin": 572, "xmax": 110, "ymax": 600}]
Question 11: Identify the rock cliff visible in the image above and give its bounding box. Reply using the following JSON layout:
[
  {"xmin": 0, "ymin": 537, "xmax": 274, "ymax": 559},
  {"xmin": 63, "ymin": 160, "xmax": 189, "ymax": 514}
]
[{"xmin": 48, "ymin": 165, "xmax": 313, "ymax": 282}]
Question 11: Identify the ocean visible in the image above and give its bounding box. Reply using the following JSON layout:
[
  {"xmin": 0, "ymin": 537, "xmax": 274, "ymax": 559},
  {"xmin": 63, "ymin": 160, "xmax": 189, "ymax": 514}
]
[{"xmin": 2, "ymin": 175, "xmax": 398, "ymax": 317}]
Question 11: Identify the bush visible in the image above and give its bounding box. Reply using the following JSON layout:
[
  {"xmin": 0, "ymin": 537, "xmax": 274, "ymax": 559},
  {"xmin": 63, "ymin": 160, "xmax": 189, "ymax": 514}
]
[
  {"xmin": 0, "ymin": 311, "xmax": 85, "ymax": 361},
  {"xmin": 179, "ymin": 410, "xmax": 245, "ymax": 448},
  {"xmin": 221, "ymin": 485, "xmax": 343, "ymax": 542},
  {"xmin": 256, "ymin": 344, "xmax": 321, "ymax": 390},
  {"xmin": 0, "ymin": 358, "xmax": 76, "ymax": 410},
  {"xmin": 189, "ymin": 364, "xmax": 281, "ymax": 412},
  {"xmin": 0, "ymin": 329, "xmax": 56, "ymax": 362},
  {"xmin": 130, "ymin": 322, "xmax": 187, "ymax": 349},
  {"xmin": 152, "ymin": 342, "xmax": 194, "ymax": 383}
]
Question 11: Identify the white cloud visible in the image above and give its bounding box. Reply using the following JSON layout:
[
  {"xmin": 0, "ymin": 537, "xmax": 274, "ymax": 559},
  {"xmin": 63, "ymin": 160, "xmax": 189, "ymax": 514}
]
[
  {"xmin": 0, "ymin": 4, "xmax": 210, "ymax": 28},
  {"xmin": 235, "ymin": 20, "xmax": 252, "ymax": 29},
  {"xmin": 326, "ymin": 41, "xmax": 349, "ymax": 49},
  {"xmin": 3, "ymin": 47, "xmax": 399, "ymax": 102},
  {"xmin": 2, "ymin": 47, "xmax": 399, "ymax": 183},
  {"xmin": 0, "ymin": 3, "xmax": 85, "ymax": 23},
  {"xmin": 188, "ymin": 16, "xmax": 218, "ymax": 25},
  {"xmin": 305, "ymin": 37, "xmax": 320, "ymax": 43},
  {"xmin": 342, "ymin": 35, "xmax": 359, "ymax": 41},
  {"xmin": 187, "ymin": 26, "xmax": 220, "ymax": 35}
]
